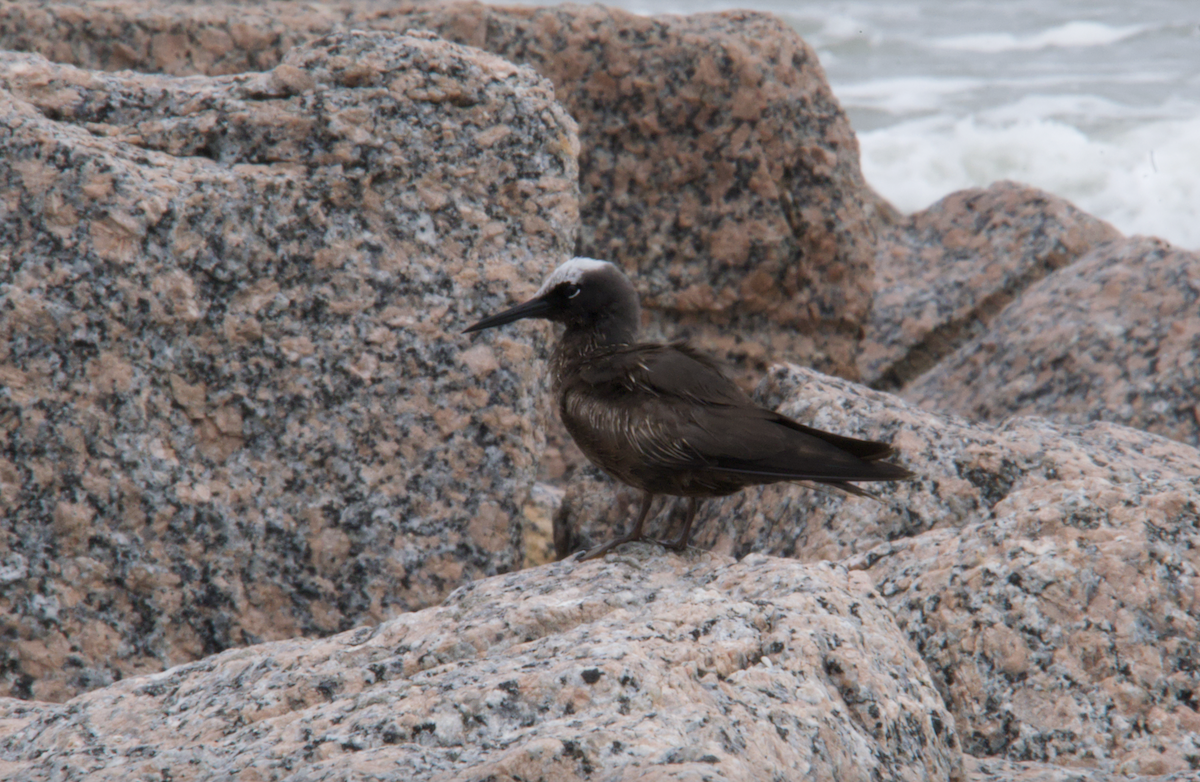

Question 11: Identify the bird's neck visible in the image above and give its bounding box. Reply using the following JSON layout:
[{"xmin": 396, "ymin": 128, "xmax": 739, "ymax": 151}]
[{"xmin": 548, "ymin": 322, "xmax": 635, "ymax": 392}]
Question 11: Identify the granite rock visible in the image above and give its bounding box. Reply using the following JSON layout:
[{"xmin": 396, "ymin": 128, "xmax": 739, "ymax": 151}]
[
  {"xmin": 0, "ymin": 551, "xmax": 965, "ymax": 782},
  {"xmin": 387, "ymin": 3, "xmax": 887, "ymax": 380},
  {"xmin": 557, "ymin": 366, "xmax": 1200, "ymax": 773},
  {"xmin": 964, "ymin": 756, "xmax": 1200, "ymax": 782},
  {"xmin": 861, "ymin": 182, "xmax": 1121, "ymax": 389},
  {"xmin": 0, "ymin": 0, "xmax": 338, "ymax": 76},
  {"xmin": 3, "ymin": 3, "xmax": 1195, "ymax": 779},
  {"xmin": 0, "ymin": 32, "xmax": 579, "ymax": 701},
  {"xmin": 1, "ymin": 0, "xmax": 888, "ymax": 379},
  {"xmin": 521, "ymin": 481, "xmax": 562, "ymax": 568},
  {"xmin": 903, "ymin": 236, "xmax": 1200, "ymax": 446}
]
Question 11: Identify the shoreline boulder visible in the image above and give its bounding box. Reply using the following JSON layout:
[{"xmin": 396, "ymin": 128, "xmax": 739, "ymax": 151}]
[{"xmin": 0, "ymin": 30, "xmax": 579, "ymax": 701}]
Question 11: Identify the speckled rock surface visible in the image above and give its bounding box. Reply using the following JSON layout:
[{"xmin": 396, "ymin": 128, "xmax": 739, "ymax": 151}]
[
  {"xmin": 903, "ymin": 236, "xmax": 1200, "ymax": 447},
  {"xmin": 861, "ymin": 182, "xmax": 1121, "ymax": 389},
  {"xmin": 4, "ymin": 3, "xmax": 1196, "ymax": 779},
  {"xmin": 0, "ymin": 0, "xmax": 339, "ymax": 75},
  {"xmin": 0, "ymin": 552, "xmax": 965, "ymax": 782},
  {"xmin": 558, "ymin": 366, "xmax": 1200, "ymax": 774},
  {"xmin": 521, "ymin": 481, "xmax": 562, "ymax": 568},
  {"xmin": 394, "ymin": 3, "xmax": 887, "ymax": 380},
  {"xmin": 0, "ymin": 32, "xmax": 579, "ymax": 702},
  {"xmin": 0, "ymin": 0, "xmax": 886, "ymax": 379},
  {"xmin": 964, "ymin": 756, "xmax": 1200, "ymax": 782}
]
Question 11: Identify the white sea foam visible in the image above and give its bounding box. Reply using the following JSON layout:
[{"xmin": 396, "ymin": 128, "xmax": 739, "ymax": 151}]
[
  {"xmin": 778, "ymin": 2, "xmax": 1198, "ymax": 249},
  {"xmin": 834, "ymin": 77, "xmax": 982, "ymax": 116},
  {"xmin": 935, "ymin": 21, "xmax": 1146, "ymax": 53},
  {"xmin": 859, "ymin": 114, "xmax": 1200, "ymax": 248}
]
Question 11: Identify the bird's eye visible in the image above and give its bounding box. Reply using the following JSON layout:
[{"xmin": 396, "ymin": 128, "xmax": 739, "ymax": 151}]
[{"xmin": 564, "ymin": 283, "xmax": 581, "ymax": 299}]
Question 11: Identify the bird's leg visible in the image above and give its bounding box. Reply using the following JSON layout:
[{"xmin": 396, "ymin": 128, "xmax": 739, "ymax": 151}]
[
  {"xmin": 659, "ymin": 497, "xmax": 701, "ymax": 551},
  {"xmin": 576, "ymin": 491, "xmax": 655, "ymax": 562}
]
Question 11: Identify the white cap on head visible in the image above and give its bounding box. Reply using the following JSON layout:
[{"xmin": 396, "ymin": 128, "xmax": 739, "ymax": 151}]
[{"xmin": 535, "ymin": 257, "xmax": 616, "ymax": 297}]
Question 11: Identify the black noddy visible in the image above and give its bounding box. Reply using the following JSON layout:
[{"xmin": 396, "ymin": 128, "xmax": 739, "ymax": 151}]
[{"xmin": 464, "ymin": 257, "xmax": 913, "ymax": 561}]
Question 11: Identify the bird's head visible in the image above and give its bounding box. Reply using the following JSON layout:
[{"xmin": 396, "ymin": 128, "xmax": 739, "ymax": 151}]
[{"xmin": 463, "ymin": 257, "xmax": 641, "ymax": 345}]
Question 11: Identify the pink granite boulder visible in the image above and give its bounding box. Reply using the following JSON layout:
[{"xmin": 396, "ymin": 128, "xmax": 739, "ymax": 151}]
[
  {"xmin": 0, "ymin": 30, "xmax": 578, "ymax": 701},
  {"xmin": 0, "ymin": 0, "xmax": 889, "ymax": 379},
  {"xmin": 0, "ymin": 551, "xmax": 964, "ymax": 782},
  {"xmin": 903, "ymin": 236, "xmax": 1200, "ymax": 447}
]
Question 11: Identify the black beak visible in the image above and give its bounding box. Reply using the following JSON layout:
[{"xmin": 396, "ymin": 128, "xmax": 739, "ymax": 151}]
[{"xmin": 463, "ymin": 295, "xmax": 554, "ymax": 334}]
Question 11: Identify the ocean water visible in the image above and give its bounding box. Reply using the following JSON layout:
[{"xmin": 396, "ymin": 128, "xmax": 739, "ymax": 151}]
[{"xmin": 528, "ymin": 0, "xmax": 1200, "ymax": 249}]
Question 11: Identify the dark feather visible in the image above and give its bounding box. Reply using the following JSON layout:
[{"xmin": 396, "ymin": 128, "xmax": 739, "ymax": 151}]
[
  {"xmin": 577, "ymin": 342, "xmax": 750, "ymax": 407},
  {"xmin": 561, "ymin": 342, "xmax": 912, "ymax": 493}
]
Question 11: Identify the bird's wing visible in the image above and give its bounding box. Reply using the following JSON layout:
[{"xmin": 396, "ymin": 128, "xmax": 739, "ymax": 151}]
[
  {"xmin": 575, "ymin": 343, "xmax": 751, "ymax": 407},
  {"xmin": 674, "ymin": 405, "xmax": 912, "ymax": 482},
  {"xmin": 565, "ymin": 343, "xmax": 910, "ymax": 484}
]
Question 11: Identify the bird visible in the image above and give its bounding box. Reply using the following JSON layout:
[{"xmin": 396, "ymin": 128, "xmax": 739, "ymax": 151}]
[{"xmin": 463, "ymin": 257, "xmax": 913, "ymax": 561}]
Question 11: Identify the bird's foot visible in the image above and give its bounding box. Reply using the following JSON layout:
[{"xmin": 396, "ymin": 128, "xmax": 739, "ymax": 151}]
[
  {"xmin": 576, "ymin": 491, "xmax": 661, "ymax": 563},
  {"xmin": 575, "ymin": 532, "xmax": 648, "ymax": 562},
  {"xmin": 654, "ymin": 534, "xmax": 690, "ymax": 552},
  {"xmin": 654, "ymin": 498, "xmax": 698, "ymax": 554}
]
